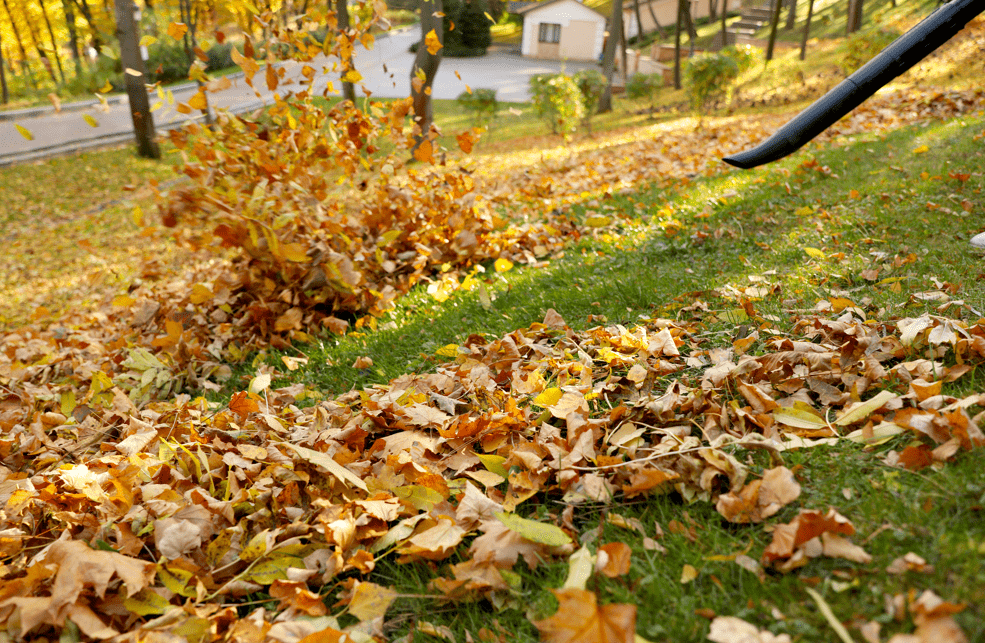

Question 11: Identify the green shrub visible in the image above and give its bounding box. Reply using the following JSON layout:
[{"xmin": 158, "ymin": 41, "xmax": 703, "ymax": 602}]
[
  {"xmin": 147, "ymin": 40, "xmax": 191, "ymax": 84},
  {"xmin": 573, "ymin": 69, "xmax": 606, "ymax": 116},
  {"xmin": 720, "ymin": 44, "xmax": 760, "ymax": 74},
  {"xmin": 626, "ymin": 72, "xmax": 663, "ymax": 109},
  {"xmin": 457, "ymin": 88, "xmax": 498, "ymax": 127},
  {"xmin": 529, "ymin": 73, "xmax": 584, "ymax": 141},
  {"xmin": 460, "ymin": 0, "xmax": 492, "ymax": 50},
  {"xmin": 842, "ymin": 27, "xmax": 900, "ymax": 74},
  {"xmin": 205, "ymin": 42, "xmax": 237, "ymax": 72},
  {"xmin": 683, "ymin": 52, "xmax": 738, "ymax": 112}
]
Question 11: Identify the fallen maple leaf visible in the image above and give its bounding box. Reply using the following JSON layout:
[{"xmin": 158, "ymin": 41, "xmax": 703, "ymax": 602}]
[{"xmin": 533, "ymin": 588, "xmax": 636, "ymax": 643}]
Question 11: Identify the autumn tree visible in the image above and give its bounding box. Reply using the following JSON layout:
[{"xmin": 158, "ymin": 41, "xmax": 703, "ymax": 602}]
[
  {"xmin": 336, "ymin": 0, "xmax": 355, "ymax": 102},
  {"xmin": 765, "ymin": 0, "xmax": 782, "ymax": 62},
  {"xmin": 597, "ymin": 0, "xmax": 621, "ymax": 113},
  {"xmin": 846, "ymin": 0, "xmax": 863, "ymax": 34},
  {"xmin": 0, "ymin": 30, "xmax": 7, "ymax": 102},
  {"xmin": 411, "ymin": 0, "xmax": 442, "ymax": 156},
  {"xmin": 799, "ymin": 0, "xmax": 815, "ymax": 60}
]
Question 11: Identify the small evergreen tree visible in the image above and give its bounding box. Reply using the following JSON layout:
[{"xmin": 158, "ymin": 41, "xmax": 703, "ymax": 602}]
[{"xmin": 460, "ymin": 0, "xmax": 492, "ymax": 50}]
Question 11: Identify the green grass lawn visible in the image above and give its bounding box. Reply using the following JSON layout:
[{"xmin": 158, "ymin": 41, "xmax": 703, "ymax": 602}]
[{"xmin": 1, "ymin": 22, "xmax": 983, "ymax": 638}]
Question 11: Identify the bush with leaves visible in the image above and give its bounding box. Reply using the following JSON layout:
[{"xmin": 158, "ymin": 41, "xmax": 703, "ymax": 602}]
[
  {"xmin": 529, "ymin": 73, "xmax": 584, "ymax": 141},
  {"xmin": 720, "ymin": 43, "xmax": 760, "ymax": 75},
  {"xmin": 458, "ymin": 88, "xmax": 498, "ymax": 127},
  {"xmin": 684, "ymin": 52, "xmax": 739, "ymax": 112},
  {"xmin": 147, "ymin": 40, "xmax": 192, "ymax": 84},
  {"xmin": 572, "ymin": 69, "xmax": 606, "ymax": 131},
  {"xmin": 626, "ymin": 72, "xmax": 663, "ymax": 110},
  {"xmin": 842, "ymin": 27, "xmax": 901, "ymax": 74}
]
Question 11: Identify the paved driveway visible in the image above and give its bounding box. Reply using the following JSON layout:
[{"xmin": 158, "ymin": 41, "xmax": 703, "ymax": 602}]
[{"xmin": 0, "ymin": 28, "xmax": 598, "ymax": 165}]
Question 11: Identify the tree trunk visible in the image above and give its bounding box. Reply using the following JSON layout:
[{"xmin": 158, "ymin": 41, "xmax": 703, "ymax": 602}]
[
  {"xmin": 620, "ymin": 11, "xmax": 627, "ymax": 83},
  {"xmin": 682, "ymin": 0, "xmax": 696, "ymax": 42},
  {"xmin": 765, "ymin": 0, "xmax": 783, "ymax": 62},
  {"xmin": 113, "ymin": 0, "xmax": 159, "ymax": 158},
  {"xmin": 846, "ymin": 0, "xmax": 863, "ymax": 34},
  {"xmin": 784, "ymin": 0, "xmax": 796, "ymax": 30},
  {"xmin": 24, "ymin": 4, "xmax": 60, "ymax": 83},
  {"xmin": 719, "ymin": 0, "xmax": 727, "ymax": 47},
  {"xmin": 799, "ymin": 0, "xmax": 814, "ymax": 60},
  {"xmin": 336, "ymin": 0, "xmax": 355, "ymax": 102},
  {"xmin": 62, "ymin": 0, "xmax": 83, "ymax": 74},
  {"xmin": 2, "ymin": 0, "xmax": 37, "ymax": 87},
  {"xmin": 708, "ymin": 0, "xmax": 716, "ymax": 21},
  {"xmin": 673, "ymin": 0, "xmax": 683, "ymax": 89},
  {"xmin": 632, "ymin": 0, "xmax": 643, "ymax": 40},
  {"xmin": 597, "ymin": 0, "xmax": 621, "ymax": 113},
  {"xmin": 646, "ymin": 0, "xmax": 662, "ymax": 39},
  {"xmin": 0, "ymin": 33, "xmax": 8, "ymax": 103},
  {"xmin": 39, "ymin": 0, "xmax": 65, "ymax": 82},
  {"xmin": 411, "ymin": 0, "xmax": 442, "ymax": 153},
  {"xmin": 74, "ymin": 0, "xmax": 103, "ymax": 54}
]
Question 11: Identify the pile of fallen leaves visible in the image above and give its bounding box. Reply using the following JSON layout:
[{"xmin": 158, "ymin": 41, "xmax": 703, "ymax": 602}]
[{"xmin": 0, "ymin": 296, "xmax": 982, "ymax": 640}]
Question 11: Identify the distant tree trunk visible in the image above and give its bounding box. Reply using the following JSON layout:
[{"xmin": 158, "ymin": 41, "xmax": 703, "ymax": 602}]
[
  {"xmin": 784, "ymin": 0, "xmax": 796, "ymax": 29},
  {"xmin": 632, "ymin": 0, "xmax": 643, "ymax": 40},
  {"xmin": 598, "ymin": 0, "xmax": 621, "ymax": 113},
  {"xmin": 0, "ymin": 34, "xmax": 8, "ymax": 103},
  {"xmin": 799, "ymin": 0, "xmax": 815, "ymax": 60},
  {"xmin": 620, "ymin": 12, "xmax": 628, "ymax": 83},
  {"xmin": 62, "ymin": 0, "xmax": 83, "ymax": 74},
  {"xmin": 24, "ymin": 4, "xmax": 60, "ymax": 84},
  {"xmin": 708, "ymin": 0, "xmax": 716, "ymax": 21},
  {"xmin": 39, "ymin": 0, "xmax": 65, "ymax": 82},
  {"xmin": 765, "ymin": 0, "xmax": 783, "ymax": 62},
  {"xmin": 411, "ymin": 0, "xmax": 442, "ymax": 153},
  {"xmin": 73, "ymin": 0, "xmax": 103, "ymax": 54},
  {"xmin": 673, "ymin": 0, "xmax": 683, "ymax": 88},
  {"xmin": 2, "ymin": 0, "xmax": 37, "ymax": 88},
  {"xmin": 719, "ymin": 0, "xmax": 727, "ymax": 46},
  {"xmin": 682, "ymin": 0, "xmax": 696, "ymax": 43},
  {"xmin": 336, "ymin": 0, "xmax": 356, "ymax": 102},
  {"xmin": 646, "ymin": 1, "xmax": 662, "ymax": 39},
  {"xmin": 846, "ymin": 0, "xmax": 863, "ymax": 34}
]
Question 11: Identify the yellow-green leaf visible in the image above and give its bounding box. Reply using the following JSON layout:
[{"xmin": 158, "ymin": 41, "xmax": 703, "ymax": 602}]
[
  {"xmin": 83, "ymin": 114, "xmax": 99, "ymax": 127},
  {"xmin": 15, "ymin": 124, "xmax": 33, "ymax": 140},
  {"xmin": 804, "ymin": 247, "xmax": 825, "ymax": 259},
  {"xmin": 585, "ymin": 215, "xmax": 612, "ymax": 228},
  {"xmin": 342, "ymin": 69, "xmax": 363, "ymax": 83},
  {"xmin": 139, "ymin": 35, "xmax": 158, "ymax": 47},
  {"xmin": 773, "ymin": 406, "xmax": 828, "ymax": 430},
  {"xmin": 534, "ymin": 387, "xmax": 562, "ymax": 407},
  {"xmin": 435, "ymin": 343, "xmax": 459, "ymax": 358},
  {"xmin": 280, "ymin": 442, "xmax": 369, "ymax": 491},
  {"xmin": 495, "ymin": 512, "xmax": 572, "ymax": 546},
  {"xmin": 476, "ymin": 453, "xmax": 508, "ymax": 478},
  {"xmin": 349, "ymin": 582, "xmax": 398, "ymax": 622},
  {"xmin": 244, "ymin": 554, "xmax": 304, "ymax": 585},
  {"xmin": 124, "ymin": 589, "xmax": 172, "ymax": 616},
  {"xmin": 834, "ymin": 390, "xmax": 897, "ymax": 427}
]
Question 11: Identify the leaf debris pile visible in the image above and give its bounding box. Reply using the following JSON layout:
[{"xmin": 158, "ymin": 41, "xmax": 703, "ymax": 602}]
[{"xmin": 1, "ymin": 298, "xmax": 982, "ymax": 639}]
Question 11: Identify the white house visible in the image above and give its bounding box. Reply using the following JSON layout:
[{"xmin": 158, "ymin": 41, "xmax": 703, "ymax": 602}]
[{"xmin": 518, "ymin": 0, "xmax": 607, "ymax": 61}]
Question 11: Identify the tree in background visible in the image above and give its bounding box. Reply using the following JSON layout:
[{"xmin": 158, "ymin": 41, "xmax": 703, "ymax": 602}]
[
  {"xmin": 846, "ymin": 0, "xmax": 863, "ymax": 34},
  {"xmin": 336, "ymin": 0, "xmax": 355, "ymax": 102},
  {"xmin": 411, "ymin": 0, "xmax": 442, "ymax": 158},
  {"xmin": 597, "ymin": 0, "xmax": 621, "ymax": 113}
]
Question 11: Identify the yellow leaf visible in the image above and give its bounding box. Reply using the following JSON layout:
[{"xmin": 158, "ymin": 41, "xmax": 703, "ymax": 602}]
[
  {"xmin": 476, "ymin": 453, "xmax": 508, "ymax": 478},
  {"xmin": 124, "ymin": 589, "xmax": 171, "ymax": 616},
  {"xmin": 360, "ymin": 33, "xmax": 375, "ymax": 49},
  {"xmin": 484, "ymin": 11, "xmax": 494, "ymax": 21},
  {"xmin": 112, "ymin": 295, "xmax": 136, "ymax": 307},
  {"xmin": 83, "ymin": 114, "xmax": 99, "ymax": 127},
  {"xmin": 189, "ymin": 283, "xmax": 213, "ymax": 304},
  {"xmin": 495, "ymin": 512, "xmax": 572, "ymax": 546},
  {"xmin": 804, "ymin": 247, "xmax": 825, "ymax": 259},
  {"xmin": 139, "ymin": 35, "xmax": 158, "ymax": 47},
  {"xmin": 15, "ymin": 124, "xmax": 33, "ymax": 140},
  {"xmin": 425, "ymin": 29, "xmax": 442, "ymax": 55},
  {"xmin": 245, "ymin": 554, "xmax": 305, "ymax": 585},
  {"xmin": 534, "ymin": 387, "xmax": 563, "ymax": 407},
  {"xmin": 680, "ymin": 564, "xmax": 698, "ymax": 584},
  {"xmin": 187, "ymin": 91, "xmax": 208, "ymax": 111},
  {"xmin": 342, "ymin": 69, "xmax": 363, "ymax": 83},
  {"xmin": 349, "ymin": 582, "xmax": 398, "ymax": 622},
  {"xmin": 98, "ymin": 80, "xmax": 113, "ymax": 93},
  {"xmin": 124, "ymin": 67, "xmax": 142, "ymax": 77},
  {"xmin": 436, "ymin": 344, "xmax": 459, "ymax": 357},
  {"xmin": 835, "ymin": 390, "xmax": 897, "ymax": 427},
  {"xmin": 167, "ymin": 22, "xmax": 188, "ymax": 39},
  {"xmin": 794, "ymin": 206, "xmax": 813, "ymax": 216},
  {"xmin": 280, "ymin": 242, "xmax": 308, "ymax": 262},
  {"xmin": 176, "ymin": 102, "xmax": 192, "ymax": 114},
  {"xmin": 280, "ymin": 442, "xmax": 369, "ymax": 491},
  {"xmin": 912, "ymin": 145, "xmax": 929, "ymax": 155},
  {"xmin": 494, "ymin": 257, "xmax": 513, "ymax": 272},
  {"xmin": 773, "ymin": 406, "xmax": 827, "ymax": 430},
  {"xmin": 413, "ymin": 139, "xmax": 434, "ymax": 163},
  {"xmin": 829, "ymin": 297, "xmax": 855, "ymax": 312},
  {"xmin": 238, "ymin": 530, "xmax": 270, "ymax": 563},
  {"xmin": 585, "ymin": 215, "xmax": 612, "ymax": 228}
]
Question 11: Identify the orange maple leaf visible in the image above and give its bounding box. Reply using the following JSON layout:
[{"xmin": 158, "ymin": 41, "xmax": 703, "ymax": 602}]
[{"xmin": 533, "ymin": 588, "xmax": 636, "ymax": 643}]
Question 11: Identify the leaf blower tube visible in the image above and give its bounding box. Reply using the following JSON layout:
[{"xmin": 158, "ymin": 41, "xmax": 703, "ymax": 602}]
[{"xmin": 722, "ymin": 0, "xmax": 985, "ymax": 170}]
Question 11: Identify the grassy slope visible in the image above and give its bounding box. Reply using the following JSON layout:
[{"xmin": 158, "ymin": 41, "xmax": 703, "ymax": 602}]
[{"xmin": 2, "ymin": 10, "xmax": 984, "ymax": 641}]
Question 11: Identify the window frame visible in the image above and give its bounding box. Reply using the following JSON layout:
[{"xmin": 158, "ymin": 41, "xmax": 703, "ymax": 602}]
[{"xmin": 538, "ymin": 22, "xmax": 561, "ymax": 44}]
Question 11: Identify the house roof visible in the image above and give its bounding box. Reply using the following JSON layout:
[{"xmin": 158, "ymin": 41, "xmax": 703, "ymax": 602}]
[{"xmin": 516, "ymin": 0, "xmax": 607, "ymax": 17}]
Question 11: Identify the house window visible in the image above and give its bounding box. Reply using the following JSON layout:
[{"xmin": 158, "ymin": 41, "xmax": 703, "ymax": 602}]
[{"xmin": 538, "ymin": 23, "xmax": 561, "ymax": 44}]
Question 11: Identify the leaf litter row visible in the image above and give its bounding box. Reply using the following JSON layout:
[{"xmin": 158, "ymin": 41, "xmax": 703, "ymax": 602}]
[{"xmin": 1, "ymin": 53, "xmax": 985, "ymax": 643}]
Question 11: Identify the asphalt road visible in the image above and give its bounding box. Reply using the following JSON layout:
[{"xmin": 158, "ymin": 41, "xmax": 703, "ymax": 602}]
[{"xmin": 0, "ymin": 28, "xmax": 597, "ymax": 166}]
